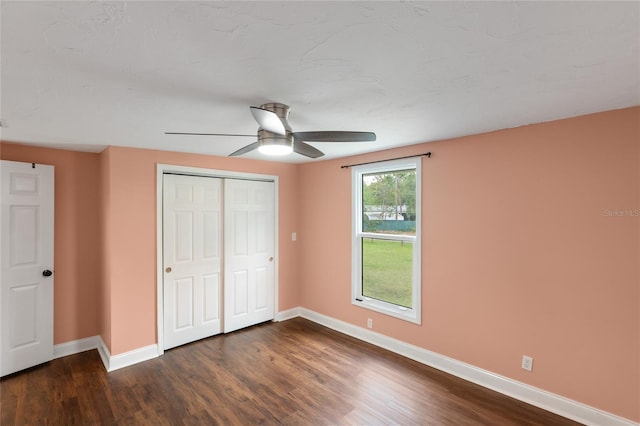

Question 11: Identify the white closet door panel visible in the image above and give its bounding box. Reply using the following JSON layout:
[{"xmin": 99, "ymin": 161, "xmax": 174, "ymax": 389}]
[
  {"xmin": 163, "ymin": 174, "xmax": 222, "ymax": 349},
  {"xmin": 224, "ymin": 179, "xmax": 275, "ymax": 333}
]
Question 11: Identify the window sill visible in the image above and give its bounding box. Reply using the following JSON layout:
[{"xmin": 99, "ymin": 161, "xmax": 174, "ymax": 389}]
[{"xmin": 352, "ymin": 298, "xmax": 421, "ymax": 325}]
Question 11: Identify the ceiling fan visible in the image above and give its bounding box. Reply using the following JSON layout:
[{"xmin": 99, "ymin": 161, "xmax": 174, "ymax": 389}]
[{"xmin": 165, "ymin": 103, "xmax": 376, "ymax": 158}]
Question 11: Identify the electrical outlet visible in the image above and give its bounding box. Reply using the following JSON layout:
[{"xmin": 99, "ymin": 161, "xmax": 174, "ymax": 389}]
[
  {"xmin": 291, "ymin": 232, "xmax": 297, "ymax": 241},
  {"xmin": 521, "ymin": 355, "xmax": 533, "ymax": 372},
  {"xmin": 367, "ymin": 318, "xmax": 373, "ymax": 329}
]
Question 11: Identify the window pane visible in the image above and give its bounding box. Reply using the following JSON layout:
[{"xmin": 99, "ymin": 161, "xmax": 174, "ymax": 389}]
[
  {"xmin": 362, "ymin": 238, "xmax": 413, "ymax": 308},
  {"xmin": 362, "ymin": 169, "xmax": 416, "ymax": 236}
]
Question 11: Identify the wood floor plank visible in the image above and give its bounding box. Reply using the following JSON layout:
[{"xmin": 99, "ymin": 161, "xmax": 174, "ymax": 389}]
[{"xmin": 1, "ymin": 318, "xmax": 582, "ymax": 425}]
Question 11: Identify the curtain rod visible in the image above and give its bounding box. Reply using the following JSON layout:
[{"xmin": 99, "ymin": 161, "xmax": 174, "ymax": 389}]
[{"xmin": 340, "ymin": 152, "xmax": 431, "ymax": 169}]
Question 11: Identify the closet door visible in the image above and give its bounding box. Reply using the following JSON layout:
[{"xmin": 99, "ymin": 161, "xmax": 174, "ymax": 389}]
[
  {"xmin": 224, "ymin": 179, "xmax": 275, "ymax": 333},
  {"xmin": 163, "ymin": 174, "xmax": 222, "ymax": 349}
]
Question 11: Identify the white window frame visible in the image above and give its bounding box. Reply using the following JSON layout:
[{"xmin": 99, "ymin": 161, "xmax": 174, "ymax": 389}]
[{"xmin": 351, "ymin": 157, "xmax": 421, "ymax": 324}]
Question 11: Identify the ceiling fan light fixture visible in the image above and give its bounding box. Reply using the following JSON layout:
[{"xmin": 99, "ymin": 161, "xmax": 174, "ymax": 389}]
[
  {"xmin": 257, "ymin": 131, "xmax": 294, "ymax": 156},
  {"xmin": 258, "ymin": 144, "xmax": 293, "ymax": 156}
]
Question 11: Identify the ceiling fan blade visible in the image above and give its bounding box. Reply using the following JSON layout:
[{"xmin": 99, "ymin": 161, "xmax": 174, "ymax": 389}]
[
  {"xmin": 250, "ymin": 106, "xmax": 286, "ymax": 135},
  {"xmin": 293, "ymin": 141, "xmax": 325, "ymax": 158},
  {"xmin": 293, "ymin": 131, "xmax": 376, "ymax": 142},
  {"xmin": 229, "ymin": 142, "xmax": 259, "ymax": 157},
  {"xmin": 165, "ymin": 132, "xmax": 255, "ymax": 137}
]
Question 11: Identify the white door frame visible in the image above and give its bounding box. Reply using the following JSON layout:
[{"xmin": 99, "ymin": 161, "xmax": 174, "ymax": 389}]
[{"xmin": 156, "ymin": 164, "xmax": 279, "ymax": 355}]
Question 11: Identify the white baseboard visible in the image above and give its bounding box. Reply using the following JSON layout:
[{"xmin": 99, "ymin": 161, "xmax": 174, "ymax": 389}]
[
  {"xmin": 96, "ymin": 336, "xmax": 158, "ymax": 372},
  {"xmin": 53, "ymin": 336, "xmax": 100, "ymax": 359},
  {"xmin": 275, "ymin": 307, "xmax": 301, "ymax": 322},
  {"xmin": 96, "ymin": 336, "xmax": 111, "ymax": 370},
  {"xmin": 55, "ymin": 336, "xmax": 159, "ymax": 372},
  {"xmin": 298, "ymin": 307, "xmax": 638, "ymax": 426}
]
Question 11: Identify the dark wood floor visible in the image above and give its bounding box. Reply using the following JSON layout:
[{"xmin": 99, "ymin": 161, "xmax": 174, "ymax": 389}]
[{"xmin": 1, "ymin": 318, "xmax": 581, "ymax": 425}]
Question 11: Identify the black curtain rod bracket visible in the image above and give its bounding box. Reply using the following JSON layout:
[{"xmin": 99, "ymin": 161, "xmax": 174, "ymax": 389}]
[{"xmin": 341, "ymin": 152, "xmax": 431, "ymax": 169}]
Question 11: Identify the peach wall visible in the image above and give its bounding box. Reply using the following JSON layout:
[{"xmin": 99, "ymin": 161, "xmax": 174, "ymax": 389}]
[
  {"xmin": 298, "ymin": 107, "xmax": 640, "ymax": 421},
  {"xmin": 0, "ymin": 142, "xmax": 101, "ymax": 344},
  {"xmin": 101, "ymin": 146, "xmax": 300, "ymax": 355}
]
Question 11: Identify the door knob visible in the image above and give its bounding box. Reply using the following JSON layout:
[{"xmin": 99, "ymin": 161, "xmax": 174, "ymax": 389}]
[
  {"xmin": 165, "ymin": 267, "xmax": 172, "ymax": 273},
  {"xmin": 269, "ymin": 257, "xmax": 274, "ymax": 262},
  {"xmin": 42, "ymin": 269, "xmax": 53, "ymax": 277}
]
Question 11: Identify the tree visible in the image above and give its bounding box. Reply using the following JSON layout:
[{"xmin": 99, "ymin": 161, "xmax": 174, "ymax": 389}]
[{"xmin": 362, "ymin": 169, "xmax": 416, "ymax": 221}]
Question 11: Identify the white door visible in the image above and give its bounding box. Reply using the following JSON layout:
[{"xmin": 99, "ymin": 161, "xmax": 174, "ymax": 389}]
[
  {"xmin": 224, "ymin": 179, "xmax": 275, "ymax": 333},
  {"xmin": 1, "ymin": 160, "xmax": 54, "ymax": 376},
  {"xmin": 163, "ymin": 174, "xmax": 222, "ymax": 349}
]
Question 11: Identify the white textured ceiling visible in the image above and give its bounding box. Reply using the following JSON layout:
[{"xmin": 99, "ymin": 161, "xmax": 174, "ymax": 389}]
[{"xmin": 1, "ymin": 1, "xmax": 638, "ymax": 163}]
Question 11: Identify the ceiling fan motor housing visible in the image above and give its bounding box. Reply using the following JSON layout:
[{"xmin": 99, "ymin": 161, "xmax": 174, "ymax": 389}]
[{"xmin": 260, "ymin": 102, "xmax": 291, "ymax": 125}]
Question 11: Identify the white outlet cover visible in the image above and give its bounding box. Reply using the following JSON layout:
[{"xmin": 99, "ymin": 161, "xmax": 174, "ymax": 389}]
[{"xmin": 522, "ymin": 355, "xmax": 534, "ymax": 371}]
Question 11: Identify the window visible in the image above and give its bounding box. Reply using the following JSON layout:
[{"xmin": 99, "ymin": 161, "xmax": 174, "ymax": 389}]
[{"xmin": 352, "ymin": 158, "xmax": 421, "ymax": 324}]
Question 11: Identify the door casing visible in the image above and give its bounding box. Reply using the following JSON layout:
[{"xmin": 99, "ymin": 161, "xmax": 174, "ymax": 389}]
[{"xmin": 156, "ymin": 164, "xmax": 279, "ymax": 355}]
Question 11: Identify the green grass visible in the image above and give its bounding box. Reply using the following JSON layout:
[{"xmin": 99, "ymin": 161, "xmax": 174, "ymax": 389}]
[{"xmin": 362, "ymin": 238, "xmax": 413, "ymax": 308}]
